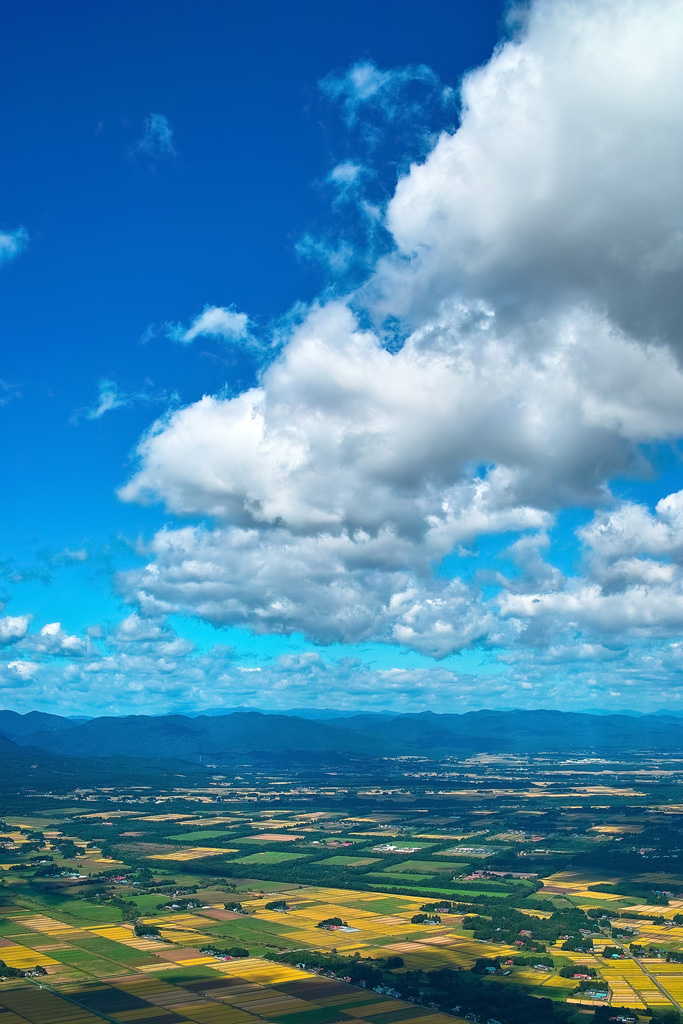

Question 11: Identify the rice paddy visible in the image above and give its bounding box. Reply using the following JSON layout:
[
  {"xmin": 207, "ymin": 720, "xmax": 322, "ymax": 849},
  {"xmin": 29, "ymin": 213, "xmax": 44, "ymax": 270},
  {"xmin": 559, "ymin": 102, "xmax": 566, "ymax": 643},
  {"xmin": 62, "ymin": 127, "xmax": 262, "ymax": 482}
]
[{"xmin": 3, "ymin": 753, "xmax": 683, "ymax": 1024}]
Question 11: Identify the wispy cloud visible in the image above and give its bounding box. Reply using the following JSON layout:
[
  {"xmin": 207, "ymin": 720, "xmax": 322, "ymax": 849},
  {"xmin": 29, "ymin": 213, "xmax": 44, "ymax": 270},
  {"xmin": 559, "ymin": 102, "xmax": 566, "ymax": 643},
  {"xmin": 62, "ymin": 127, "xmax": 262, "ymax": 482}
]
[
  {"xmin": 0, "ymin": 227, "xmax": 28, "ymax": 266},
  {"xmin": 327, "ymin": 161, "xmax": 363, "ymax": 192},
  {"xmin": 295, "ymin": 235, "xmax": 357, "ymax": 275},
  {"xmin": 48, "ymin": 547, "xmax": 88, "ymax": 567},
  {"xmin": 0, "ymin": 379, "xmax": 22, "ymax": 407},
  {"xmin": 71, "ymin": 379, "xmax": 175, "ymax": 424},
  {"xmin": 0, "ymin": 545, "xmax": 90, "ymax": 590},
  {"xmin": 320, "ymin": 60, "xmax": 452, "ymax": 129},
  {"xmin": 86, "ymin": 379, "xmax": 127, "ymax": 419},
  {"xmin": 132, "ymin": 113, "xmax": 176, "ymax": 158},
  {"xmin": 166, "ymin": 305, "xmax": 251, "ymax": 345}
]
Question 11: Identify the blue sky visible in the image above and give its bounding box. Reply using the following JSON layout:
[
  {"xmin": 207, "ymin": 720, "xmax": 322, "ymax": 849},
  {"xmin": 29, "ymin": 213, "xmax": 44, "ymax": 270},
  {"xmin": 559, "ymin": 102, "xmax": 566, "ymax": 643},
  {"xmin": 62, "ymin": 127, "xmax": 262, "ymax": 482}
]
[{"xmin": 2, "ymin": 0, "xmax": 683, "ymax": 716}]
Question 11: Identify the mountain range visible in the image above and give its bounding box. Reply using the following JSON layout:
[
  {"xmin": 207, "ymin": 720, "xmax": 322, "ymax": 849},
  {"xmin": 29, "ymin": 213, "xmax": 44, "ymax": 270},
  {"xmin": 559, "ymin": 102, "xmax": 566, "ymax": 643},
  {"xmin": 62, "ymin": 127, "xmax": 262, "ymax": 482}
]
[{"xmin": 1, "ymin": 707, "xmax": 682, "ymax": 762}]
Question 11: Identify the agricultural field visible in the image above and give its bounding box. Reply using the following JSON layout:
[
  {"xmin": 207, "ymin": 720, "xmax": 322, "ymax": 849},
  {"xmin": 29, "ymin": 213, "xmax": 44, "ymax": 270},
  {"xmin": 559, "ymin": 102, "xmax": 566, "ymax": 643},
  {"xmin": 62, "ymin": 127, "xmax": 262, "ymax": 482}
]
[{"xmin": 2, "ymin": 753, "xmax": 683, "ymax": 1023}]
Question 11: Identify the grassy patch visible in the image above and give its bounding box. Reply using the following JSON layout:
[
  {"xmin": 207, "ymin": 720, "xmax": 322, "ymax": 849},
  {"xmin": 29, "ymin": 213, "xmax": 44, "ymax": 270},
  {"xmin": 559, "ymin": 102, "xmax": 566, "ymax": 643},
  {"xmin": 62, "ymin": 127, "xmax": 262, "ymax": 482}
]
[
  {"xmin": 233, "ymin": 851, "xmax": 306, "ymax": 864},
  {"xmin": 367, "ymin": 871, "xmax": 434, "ymax": 884},
  {"xmin": 170, "ymin": 829, "xmax": 235, "ymax": 841},
  {"xmin": 390, "ymin": 860, "xmax": 465, "ymax": 874}
]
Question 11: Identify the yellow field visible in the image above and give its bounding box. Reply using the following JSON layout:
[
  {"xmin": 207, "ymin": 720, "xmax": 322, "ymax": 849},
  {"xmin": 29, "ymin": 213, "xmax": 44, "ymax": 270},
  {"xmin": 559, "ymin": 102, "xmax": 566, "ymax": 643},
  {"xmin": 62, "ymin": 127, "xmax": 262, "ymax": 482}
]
[
  {"xmin": 590, "ymin": 825, "xmax": 644, "ymax": 834},
  {"xmin": 20, "ymin": 914, "xmax": 82, "ymax": 936},
  {"xmin": 2, "ymin": 861, "xmax": 682, "ymax": 1024},
  {"xmin": 0, "ymin": 943, "xmax": 59, "ymax": 969}
]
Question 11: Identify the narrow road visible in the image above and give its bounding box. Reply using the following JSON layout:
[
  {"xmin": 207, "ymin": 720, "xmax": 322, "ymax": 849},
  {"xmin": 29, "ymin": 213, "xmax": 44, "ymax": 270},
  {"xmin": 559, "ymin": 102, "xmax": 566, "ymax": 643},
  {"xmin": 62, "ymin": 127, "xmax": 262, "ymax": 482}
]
[
  {"xmin": 26, "ymin": 977, "xmax": 122, "ymax": 1024},
  {"xmin": 612, "ymin": 940, "xmax": 683, "ymax": 1013}
]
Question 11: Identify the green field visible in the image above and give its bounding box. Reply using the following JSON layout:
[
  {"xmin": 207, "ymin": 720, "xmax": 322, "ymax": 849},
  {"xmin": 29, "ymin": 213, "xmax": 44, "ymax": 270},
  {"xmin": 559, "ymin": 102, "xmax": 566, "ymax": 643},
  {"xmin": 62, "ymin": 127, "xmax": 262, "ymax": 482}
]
[
  {"xmin": 1, "ymin": 750, "xmax": 683, "ymax": 1024},
  {"xmin": 232, "ymin": 850, "xmax": 306, "ymax": 864},
  {"xmin": 366, "ymin": 871, "xmax": 435, "ymax": 884},
  {"xmin": 389, "ymin": 859, "xmax": 464, "ymax": 874}
]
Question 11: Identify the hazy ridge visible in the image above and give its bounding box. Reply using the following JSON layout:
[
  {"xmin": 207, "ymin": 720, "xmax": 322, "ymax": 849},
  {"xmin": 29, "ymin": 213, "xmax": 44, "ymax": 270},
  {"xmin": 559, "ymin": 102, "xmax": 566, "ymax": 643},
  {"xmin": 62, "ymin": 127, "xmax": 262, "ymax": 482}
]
[{"xmin": 1, "ymin": 707, "xmax": 682, "ymax": 762}]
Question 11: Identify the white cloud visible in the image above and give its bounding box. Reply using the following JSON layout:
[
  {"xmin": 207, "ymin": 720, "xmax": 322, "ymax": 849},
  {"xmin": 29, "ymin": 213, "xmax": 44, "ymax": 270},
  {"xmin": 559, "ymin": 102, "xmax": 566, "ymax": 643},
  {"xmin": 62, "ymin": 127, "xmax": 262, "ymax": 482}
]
[
  {"xmin": 117, "ymin": 291, "xmax": 683, "ymax": 654},
  {"xmin": 167, "ymin": 305, "xmax": 250, "ymax": 345},
  {"xmin": 120, "ymin": 523, "xmax": 498, "ymax": 655},
  {"xmin": 579, "ymin": 493, "xmax": 683, "ymax": 564},
  {"xmin": 0, "ymin": 227, "xmax": 28, "ymax": 266},
  {"xmin": 492, "ymin": 488, "xmax": 683, "ymax": 644},
  {"xmin": 6, "ymin": 602, "xmax": 683, "ymax": 716},
  {"xmin": 6, "ymin": 624, "xmax": 683, "ymax": 716},
  {"xmin": 108, "ymin": 0, "xmax": 683, "ymax": 687},
  {"xmin": 30, "ymin": 622, "xmax": 92, "ymax": 658},
  {"xmin": 120, "ymin": 300, "xmax": 683, "ymax": 533},
  {"xmin": 500, "ymin": 582, "xmax": 683, "ymax": 638},
  {"xmin": 380, "ymin": 0, "xmax": 683, "ymax": 342},
  {"xmin": 113, "ymin": 614, "xmax": 194, "ymax": 656},
  {"xmin": 0, "ymin": 615, "xmax": 31, "ymax": 644},
  {"xmin": 6, "ymin": 660, "xmax": 38, "ymax": 681},
  {"xmin": 328, "ymin": 161, "xmax": 362, "ymax": 187}
]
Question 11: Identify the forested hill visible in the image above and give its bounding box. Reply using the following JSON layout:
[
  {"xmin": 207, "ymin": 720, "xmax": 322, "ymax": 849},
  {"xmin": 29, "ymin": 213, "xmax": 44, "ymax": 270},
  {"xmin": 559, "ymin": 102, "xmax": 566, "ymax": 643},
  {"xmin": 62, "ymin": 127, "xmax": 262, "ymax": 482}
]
[{"xmin": 0, "ymin": 707, "xmax": 682, "ymax": 761}]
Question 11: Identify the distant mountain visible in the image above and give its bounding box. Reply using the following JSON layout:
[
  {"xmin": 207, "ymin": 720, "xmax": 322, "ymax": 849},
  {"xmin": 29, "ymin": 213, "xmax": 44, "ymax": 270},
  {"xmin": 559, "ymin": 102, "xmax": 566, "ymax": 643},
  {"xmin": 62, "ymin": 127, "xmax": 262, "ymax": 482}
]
[
  {"xmin": 14, "ymin": 711, "xmax": 383, "ymax": 760},
  {"xmin": 577, "ymin": 707, "xmax": 644, "ymax": 717},
  {"xmin": 3, "ymin": 706, "xmax": 683, "ymax": 761},
  {"xmin": 365, "ymin": 709, "xmax": 683, "ymax": 754},
  {"xmin": 0, "ymin": 709, "xmax": 86, "ymax": 737},
  {"xmin": 189, "ymin": 706, "xmax": 398, "ymax": 721}
]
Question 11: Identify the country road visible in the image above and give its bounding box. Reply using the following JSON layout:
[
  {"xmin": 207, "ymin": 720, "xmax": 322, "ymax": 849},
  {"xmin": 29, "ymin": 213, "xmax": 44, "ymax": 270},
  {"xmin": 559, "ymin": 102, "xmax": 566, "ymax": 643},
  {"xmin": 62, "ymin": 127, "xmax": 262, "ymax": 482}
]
[{"xmin": 612, "ymin": 940, "xmax": 683, "ymax": 1013}]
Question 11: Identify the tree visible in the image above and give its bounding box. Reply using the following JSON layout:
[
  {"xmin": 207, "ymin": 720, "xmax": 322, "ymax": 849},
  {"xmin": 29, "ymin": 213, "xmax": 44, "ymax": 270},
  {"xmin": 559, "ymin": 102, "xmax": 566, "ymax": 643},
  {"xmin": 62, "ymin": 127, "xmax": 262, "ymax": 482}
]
[{"xmin": 134, "ymin": 921, "xmax": 161, "ymax": 937}]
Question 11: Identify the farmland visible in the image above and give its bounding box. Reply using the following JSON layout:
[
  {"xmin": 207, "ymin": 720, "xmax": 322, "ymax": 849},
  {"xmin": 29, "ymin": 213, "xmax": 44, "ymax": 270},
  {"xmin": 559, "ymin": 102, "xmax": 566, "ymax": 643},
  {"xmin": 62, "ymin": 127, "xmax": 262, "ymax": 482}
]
[{"xmin": 2, "ymin": 752, "xmax": 683, "ymax": 1023}]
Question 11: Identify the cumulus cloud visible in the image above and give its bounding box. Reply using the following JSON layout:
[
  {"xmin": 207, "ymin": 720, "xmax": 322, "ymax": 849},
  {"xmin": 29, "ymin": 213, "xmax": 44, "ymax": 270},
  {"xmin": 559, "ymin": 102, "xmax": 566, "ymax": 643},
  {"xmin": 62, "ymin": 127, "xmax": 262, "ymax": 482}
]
[
  {"xmin": 495, "ymin": 490, "xmax": 683, "ymax": 645},
  {"xmin": 6, "ymin": 660, "xmax": 38, "ymax": 681},
  {"xmin": 117, "ymin": 296, "xmax": 683, "ymax": 655},
  {"xmin": 112, "ymin": 614, "xmax": 194, "ymax": 656},
  {"xmin": 0, "ymin": 615, "xmax": 31, "ymax": 645},
  {"xmin": 0, "ymin": 622, "xmax": 546, "ymax": 716},
  {"xmin": 29, "ymin": 622, "xmax": 93, "ymax": 658},
  {"xmin": 0, "ymin": 613, "xmax": 199, "ymax": 714},
  {"xmin": 6, "ymin": 600, "xmax": 683, "ymax": 716},
  {"xmin": 0, "ymin": 227, "xmax": 28, "ymax": 266},
  {"xmin": 5, "ymin": 623, "xmax": 683, "ymax": 716},
  {"xmin": 379, "ymin": 0, "xmax": 683, "ymax": 342},
  {"xmin": 120, "ymin": 523, "xmax": 502, "ymax": 655},
  {"xmin": 121, "ymin": 301, "xmax": 683, "ymax": 531},
  {"xmin": 167, "ymin": 305, "xmax": 250, "ymax": 346},
  {"xmin": 107, "ymin": 0, "xmax": 683, "ymax": 697}
]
